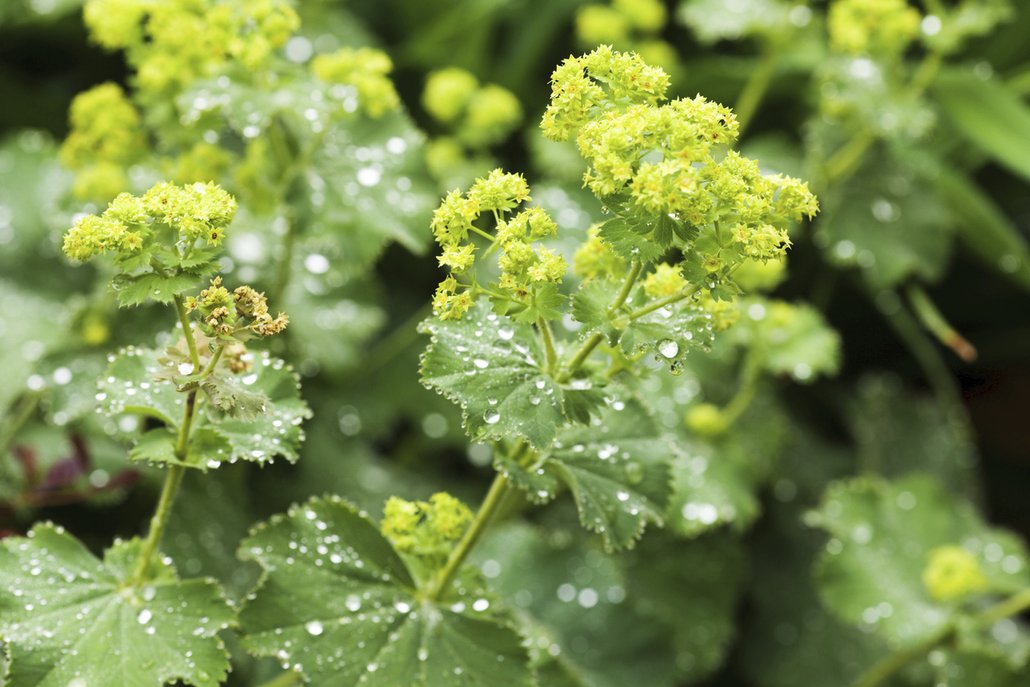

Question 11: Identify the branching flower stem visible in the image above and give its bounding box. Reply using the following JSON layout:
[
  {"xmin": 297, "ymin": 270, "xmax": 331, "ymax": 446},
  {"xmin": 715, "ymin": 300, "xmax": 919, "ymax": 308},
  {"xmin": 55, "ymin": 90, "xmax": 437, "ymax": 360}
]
[
  {"xmin": 852, "ymin": 587, "xmax": 1030, "ymax": 687},
  {"xmin": 132, "ymin": 296, "xmax": 221, "ymax": 586}
]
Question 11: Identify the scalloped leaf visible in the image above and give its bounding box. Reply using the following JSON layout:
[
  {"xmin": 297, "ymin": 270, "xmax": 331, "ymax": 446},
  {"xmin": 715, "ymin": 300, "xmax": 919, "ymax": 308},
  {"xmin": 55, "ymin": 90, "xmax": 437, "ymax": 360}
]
[
  {"xmin": 110, "ymin": 271, "xmax": 206, "ymax": 307},
  {"xmin": 204, "ymin": 352, "xmax": 311, "ymax": 465},
  {"xmin": 128, "ymin": 427, "xmax": 232, "ymax": 471},
  {"xmin": 808, "ymin": 474, "xmax": 1030, "ymax": 649},
  {"xmin": 419, "ymin": 300, "xmax": 568, "ymax": 448},
  {"xmin": 238, "ymin": 497, "xmax": 535, "ymax": 687},
  {"xmin": 502, "ymin": 399, "xmax": 673, "ymax": 551},
  {"xmin": 0, "ymin": 524, "xmax": 234, "ymax": 687},
  {"xmin": 97, "ymin": 345, "xmax": 186, "ymax": 430}
]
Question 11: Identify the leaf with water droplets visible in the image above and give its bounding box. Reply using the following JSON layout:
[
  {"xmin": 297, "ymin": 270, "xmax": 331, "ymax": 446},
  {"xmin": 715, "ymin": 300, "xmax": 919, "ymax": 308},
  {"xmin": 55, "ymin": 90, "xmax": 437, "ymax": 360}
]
[
  {"xmin": 934, "ymin": 649, "xmax": 1030, "ymax": 686},
  {"xmin": 532, "ymin": 400, "xmax": 673, "ymax": 551},
  {"xmin": 620, "ymin": 300, "xmax": 713, "ymax": 370},
  {"xmin": 816, "ymin": 147, "xmax": 953, "ymax": 289},
  {"xmin": 199, "ymin": 370, "xmax": 271, "ymax": 419},
  {"xmin": 110, "ymin": 271, "xmax": 209, "ymax": 308},
  {"xmin": 809, "ymin": 474, "xmax": 1030, "ymax": 649},
  {"xmin": 419, "ymin": 300, "xmax": 571, "ymax": 448},
  {"xmin": 238, "ymin": 496, "xmax": 535, "ymax": 686},
  {"xmin": 205, "ymin": 351, "xmax": 311, "ymax": 465},
  {"xmin": 571, "ymin": 279, "xmax": 619, "ymax": 343},
  {"xmin": 0, "ymin": 523, "xmax": 235, "ymax": 687},
  {"xmin": 734, "ymin": 298, "xmax": 840, "ymax": 383},
  {"xmin": 128, "ymin": 427, "xmax": 232, "ymax": 471},
  {"xmin": 97, "ymin": 345, "xmax": 186, "ymax": 431}
]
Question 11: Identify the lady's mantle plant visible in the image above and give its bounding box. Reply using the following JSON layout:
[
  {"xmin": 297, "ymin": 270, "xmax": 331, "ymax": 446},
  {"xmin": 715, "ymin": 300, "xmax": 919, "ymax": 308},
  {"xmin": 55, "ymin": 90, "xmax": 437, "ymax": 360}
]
[
  {"xmin": 0, "ymin": 182, "xmax": 309, "ymax": 686},
  {"xmin": 227, "ymin": 47, "xmax": 824, "ymax": 686}
]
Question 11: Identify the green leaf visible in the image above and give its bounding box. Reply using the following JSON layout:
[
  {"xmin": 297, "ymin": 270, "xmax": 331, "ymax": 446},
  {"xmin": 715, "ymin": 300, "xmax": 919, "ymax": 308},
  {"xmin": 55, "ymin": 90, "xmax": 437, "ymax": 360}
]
[
  {"xmin": 522, "ymin": 399, "xmax": 673, "ymax": 550},
  {"xmin": 816, "ymin": 146, "xmax": 953, "ymax": 288},
  {"xmin": 935, "ymin": 165, "xmax": 1030, "ymax": 292},
  {"xmin": 620, "ymin": 300, "xmax": 714, "ymax": 369},
  {"xmin": 200, "ymin": 370, "xmax": 270, "ymax": 419},
  {"xmin": 808, "ymin": 474, "xmax": 1030, "ymax": 649},
  {"xmin": 668, "ymin": 442, "xmax": 762, "ymax": 537},
  {"xmin": 597, "ymin": 216, "xmax": 666, "ymax": 264},
  {"xmin": 205, "ymin": 352, "xmax": 311, "ymax": 465},
  {"xmin": 0, "ymin": 524, "xmax": 234, "ymax": 687},
  {"xmin": 238, "ymin": 496, "xmax": 535, "ymax": 687},
  {"xmin": 419, "ymin": 300, "xmax": 568, "ymax": 448},
  {"xmin": 97, "ymin": 345, "xmax": 185, "ymax": 430},
  {"xmin": 110, "ymin": 271, "xmax": 202, "ymax": 307},
  {"xmin": 571, "ymin": 279, "xmax": 618, "ymax": 343},
  {"xmin": 849, "ymin": 376, "xmax": 978, "ymax": 497},
  {"xmin": 934, "ymin": 70, "xmax": 1030, "ymax": 184},
  {"xmin": 128, "ymin": 427, "xmax": 232, "ymax": 470},
  {"xmin": 735, "ymin": 298, "xmax": 841, "ymax": 382},
  {"xmin": 474, "ymin": 520, "xmax": 681, "ymax": 687}
]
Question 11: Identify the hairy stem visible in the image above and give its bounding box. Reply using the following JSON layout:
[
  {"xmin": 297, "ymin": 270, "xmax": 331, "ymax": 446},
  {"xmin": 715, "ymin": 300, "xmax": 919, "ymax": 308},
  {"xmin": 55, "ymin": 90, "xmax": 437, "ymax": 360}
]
[
  {"xmin": 609, "ymin": 261, "xmax": 642, "ymax": 316},
  {"xmin": 132, "ymin": 300, "xmax": 209, "ymax": 585},
  {"xmin": 427, "ymin": 472, "xmax": 512, "ymax": 600},
  {"xmin": 906, "ymin": 285, "xmax": 977, "ymax": 362},
  {"xmin": 557, "ymin": 261, "xmax": 645, "ymax": 382},
  {"xmin": 537, "ymin": 317, "xmax": 558, "ymax": 375}
]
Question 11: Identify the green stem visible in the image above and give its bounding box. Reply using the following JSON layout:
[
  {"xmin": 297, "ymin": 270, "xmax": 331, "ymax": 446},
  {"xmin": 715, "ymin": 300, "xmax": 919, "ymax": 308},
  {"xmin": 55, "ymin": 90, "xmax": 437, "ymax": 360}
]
[
  {"xmin": 735, "ymin": 39, "xmax": 783, "ymax": 134},
  {"xmin": 975, "ymin": 587, "xmax": 1030, "ymax": 627},
  {"xmin": 850, "ymin": 626, "xmax": 950, "ymax": 687},
  {"xmin": 721, "ymin": 358, "xmax": 762, "ymax": 427},
  {"xmin": 272, "ymin": 213, "xmax": 297, "ymax": 307},
  {"xmin": 906, "ymin": 285, "xmax": 977, "ymax": 362},
  {"xmin": 823, "ymin": 50, "xmax": 943, "ymax": 185},
  {"xmin": 132, "ymin": 299, "xmax": 206, "ymax": 585},
  {"xmin": 876, "ymin": 290, "xmax": 965, "ymax": 414},
  {"xmin": 537, "ymin": 317, "xmax": 558, "ymax": 375},
  {"xmin": 622, "ymin": 283, "xmax": 703, "ymax": 322},
  {"xmin": 557, "ymin": 262, "xmax": 647, "ymax": 382},
  {"xmin": 608, "ymin": 261, "xmax": 642, "ymax": 316},
  {"xmin": 131, "ymin": 465, "xmax": 186, "ymax": 585},
  {"xmin": 852, "ymin": 586, "xmax": 1030, "ymax": 687},
  {"xmin": 469, "ymin": 225, "xmax": 497, "ymax": 243},
  {"xmin": 427, "ymin": 472, "xmax": 511, "ymax": 601},
  {"xmin": 174, "ymin": 295, "xmax": 201, "ymax": 369}
]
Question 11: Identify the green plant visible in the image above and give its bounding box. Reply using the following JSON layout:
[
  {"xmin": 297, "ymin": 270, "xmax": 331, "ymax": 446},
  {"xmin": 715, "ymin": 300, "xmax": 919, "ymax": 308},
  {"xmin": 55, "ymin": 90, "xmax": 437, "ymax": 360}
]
[{"xmin": 3, "ymin": 1, "xmax": 1030, "ymax": 686}]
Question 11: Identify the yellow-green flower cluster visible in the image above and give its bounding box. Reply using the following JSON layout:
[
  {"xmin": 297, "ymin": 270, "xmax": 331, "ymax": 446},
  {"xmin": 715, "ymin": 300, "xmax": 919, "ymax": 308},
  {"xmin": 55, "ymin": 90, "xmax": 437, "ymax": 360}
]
[
  {"xmin": 544, "ymin": 48, "xmax": 818, "ymax": 267},
  {"xmin": 541, "ymin": 45, "xmax": 669, "ymax": 141},
  {"xmin": 143, "ymin": 181, "xmax": 238, "ymax": 245},
  {"xmin": 429, "ymin": 170, "xmax": 565, "ymax": 319},
  {"xmin": 185, "ymin": 277, "xmax": 289, "ymax": 339},
  {"xmin": 59, "ymin": 83, "xmax": 146, "ymax": 200},
  {"xmin": 643, "ymin": 262, "xmax": 687, "ymax": 298},
  {"xmin": 83, "ymin": 0, "xmax": 300, "ymax": 93},
  {"xmin": 828, "ymin": 0, "xmax": 921, "ymax": 57},
  {"xmin": 574, "ymin": 0, "xmax": 676, "ymax": 75},
  {"xmin": 422, "ymin": 68, "xmax": 523, "ymax": 148},
  {"xmin": 312, "ymin": 47, "xmax": 401, "ymax": 118},
  {"xmin": 381, "ymin": 493, "xmax": 473, "ymax": 560},
  {"xmin": 922, "ymin": 545, "xmax": 988, "ymax": 602},
  {"xmin": 63, "ymin": 181, "xmax": 238, "ymax": 263}
]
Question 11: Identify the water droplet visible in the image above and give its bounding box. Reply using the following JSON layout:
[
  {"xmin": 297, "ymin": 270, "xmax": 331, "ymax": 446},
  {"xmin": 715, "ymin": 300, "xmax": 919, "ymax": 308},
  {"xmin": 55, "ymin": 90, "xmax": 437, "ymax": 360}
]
[
  {"xmin": 484, "ymin": 409, "xmax": 501, "ymax": 425},
  {"xmin": 657, "ymin": 339, "xmax": 679, "ymax": 359},
  {"xmin": 305, "ymin": 620, "xmax": 324, "ymax": 636},
  {"xmin": 137, "ymin": 609, "xmax": 153, "ymax": 625}
]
